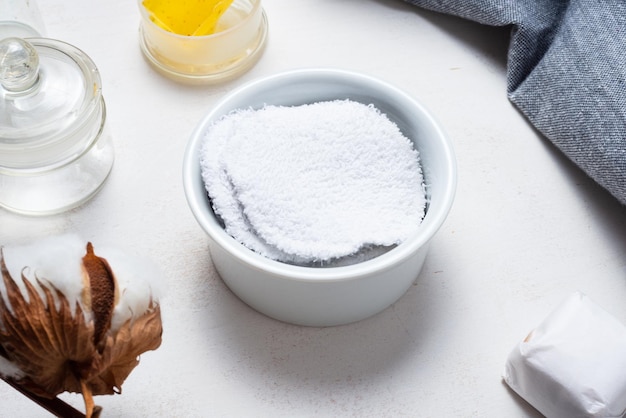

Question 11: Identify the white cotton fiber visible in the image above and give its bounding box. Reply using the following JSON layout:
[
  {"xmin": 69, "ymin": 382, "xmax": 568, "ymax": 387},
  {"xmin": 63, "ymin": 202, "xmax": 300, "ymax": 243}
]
[
  {"xmin": 1, "ymin": 234, "xmax": 86, "ymax": 311},
  {"xmin": 0, "ymin": 354, "xmax": 24, "ymax": 379},
  {"xmin": 200, "ymin": 100, "xmax": 426, "ymax": 264},
  {"xmin": 96, "ymin": 245, "xmax": 164, "ymax": 331}
]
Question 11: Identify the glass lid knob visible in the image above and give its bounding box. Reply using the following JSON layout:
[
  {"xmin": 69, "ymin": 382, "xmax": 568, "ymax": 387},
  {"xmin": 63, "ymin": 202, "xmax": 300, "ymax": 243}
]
[{"xmin": 0, "ymin": 37, "xmax": 40, "ymax": 92}]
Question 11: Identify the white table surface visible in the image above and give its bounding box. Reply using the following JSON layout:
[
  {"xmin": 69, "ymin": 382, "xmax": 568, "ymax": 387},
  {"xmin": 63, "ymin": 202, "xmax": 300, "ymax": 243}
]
[{"xmin": 2, "ymin": 0, "xmax": 626, "ymax": 416}]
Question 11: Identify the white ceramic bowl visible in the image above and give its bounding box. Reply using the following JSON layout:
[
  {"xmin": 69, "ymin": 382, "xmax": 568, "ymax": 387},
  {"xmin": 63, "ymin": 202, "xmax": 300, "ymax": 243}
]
[{"xmin": 183, "ymin": 68, "xmax": 456, "ymax": 326}]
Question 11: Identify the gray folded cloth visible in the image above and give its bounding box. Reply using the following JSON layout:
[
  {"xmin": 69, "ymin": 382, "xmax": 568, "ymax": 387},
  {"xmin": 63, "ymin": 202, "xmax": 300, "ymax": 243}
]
[{"xmin": 401, "ymin": 0, "xmax": 626, "ymax": 205}]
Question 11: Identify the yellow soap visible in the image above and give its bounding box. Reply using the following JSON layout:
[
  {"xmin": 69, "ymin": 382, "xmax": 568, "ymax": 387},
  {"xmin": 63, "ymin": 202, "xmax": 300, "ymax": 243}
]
[{"xmin": 142, "ymin": 0, "xmax": 234, "ymax": 36}]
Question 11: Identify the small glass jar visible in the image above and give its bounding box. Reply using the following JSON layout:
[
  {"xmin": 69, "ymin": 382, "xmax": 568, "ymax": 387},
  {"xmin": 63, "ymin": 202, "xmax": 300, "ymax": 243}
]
[
  {"xmin": 138, "ymin": 0, "xmax": 268, "ymax": 84},
  {"xmin": 0, "ymin": 37, "xmax": 114, "ymax": 215}
]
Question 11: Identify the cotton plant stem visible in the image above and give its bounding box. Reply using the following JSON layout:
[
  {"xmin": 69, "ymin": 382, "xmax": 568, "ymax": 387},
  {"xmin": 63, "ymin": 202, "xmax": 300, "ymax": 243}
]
[
  {"xmin": 80, "ymin": 379, "xmax": 100, "ymax": 418},
  {"xmin": 1, "ymin": 375, "xmax": 87, "ymax": 418}
]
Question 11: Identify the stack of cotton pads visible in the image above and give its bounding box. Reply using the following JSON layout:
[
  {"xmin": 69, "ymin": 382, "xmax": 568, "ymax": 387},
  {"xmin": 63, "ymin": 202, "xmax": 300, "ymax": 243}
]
[{"xmin": 199, "ymin": 100, "xmax": 426, "ymax": 266}]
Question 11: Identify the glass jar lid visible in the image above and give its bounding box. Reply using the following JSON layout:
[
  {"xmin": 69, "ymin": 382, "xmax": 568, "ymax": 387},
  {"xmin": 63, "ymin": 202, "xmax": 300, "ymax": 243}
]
[{"xmin": 0, "ymin": 37, "xmax": 102, "ymax": 172}]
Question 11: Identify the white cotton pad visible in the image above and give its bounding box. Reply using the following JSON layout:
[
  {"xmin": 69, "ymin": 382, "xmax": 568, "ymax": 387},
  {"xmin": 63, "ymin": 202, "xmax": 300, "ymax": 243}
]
[
  {"xmin": 503, "ymin": 292, "xmax": 626, "ymax": 418},
  {"xmin": 200, "ymin": 100, "xmax": 426, "ymax": 264}
]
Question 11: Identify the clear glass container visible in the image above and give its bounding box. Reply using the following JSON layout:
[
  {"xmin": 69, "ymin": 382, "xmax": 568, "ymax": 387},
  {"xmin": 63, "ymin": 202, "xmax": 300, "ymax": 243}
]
[
  {"xmin": 0, "ymin": 37, "xmax": 114, "ymax": 216},
  {"xmin": 138, "ymin": 0, "xmax": 268, "ymax": 84}
]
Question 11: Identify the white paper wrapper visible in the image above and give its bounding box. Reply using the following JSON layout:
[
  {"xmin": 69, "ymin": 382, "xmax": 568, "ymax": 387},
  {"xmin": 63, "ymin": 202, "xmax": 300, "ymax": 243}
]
[{"xmin": 503, "ymin": 292, "xmax": 626, "ymax": 418}]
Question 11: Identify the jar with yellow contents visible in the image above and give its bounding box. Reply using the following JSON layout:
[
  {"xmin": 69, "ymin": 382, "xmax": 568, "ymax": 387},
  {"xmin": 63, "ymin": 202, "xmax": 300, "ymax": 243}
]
[{"xmin": 138, "ymin": 0, "xmax": 268, "ymax": 83}]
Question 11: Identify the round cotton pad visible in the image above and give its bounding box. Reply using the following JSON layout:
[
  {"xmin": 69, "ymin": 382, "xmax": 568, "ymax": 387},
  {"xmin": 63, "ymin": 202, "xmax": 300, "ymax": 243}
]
[{"xmin": 200, "ymin": 100, "xmax": 426, "ymax": 264}]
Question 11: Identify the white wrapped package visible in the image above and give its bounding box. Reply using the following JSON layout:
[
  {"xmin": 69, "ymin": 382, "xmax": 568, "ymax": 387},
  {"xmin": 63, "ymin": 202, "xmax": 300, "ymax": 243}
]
[{"xmin": 503, "ymin": 292, "xmax": 626, "ymax": 418}]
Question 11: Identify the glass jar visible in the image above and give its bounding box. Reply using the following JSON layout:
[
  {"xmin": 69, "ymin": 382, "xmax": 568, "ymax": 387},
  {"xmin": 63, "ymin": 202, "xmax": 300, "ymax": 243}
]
[
  {"xmin": 138, "ymin": 0, "xmax": 268, "ymax": 84},
  {"xmin": 0, "ymin": 37, "xmax": 114, "ymax": 215}
]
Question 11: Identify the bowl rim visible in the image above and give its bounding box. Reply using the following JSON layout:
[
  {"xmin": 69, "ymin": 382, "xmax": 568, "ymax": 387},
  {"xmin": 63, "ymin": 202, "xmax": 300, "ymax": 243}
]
[{"xmin": 183, "ymin": 68, "xmax": 457, "ymax": 282}]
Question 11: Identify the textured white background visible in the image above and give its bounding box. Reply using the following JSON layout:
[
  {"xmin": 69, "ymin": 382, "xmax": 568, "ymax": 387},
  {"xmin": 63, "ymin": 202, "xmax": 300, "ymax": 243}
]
[{"xmin": 1, "ymin": 0, "xmax": 625, "ymax": 416}]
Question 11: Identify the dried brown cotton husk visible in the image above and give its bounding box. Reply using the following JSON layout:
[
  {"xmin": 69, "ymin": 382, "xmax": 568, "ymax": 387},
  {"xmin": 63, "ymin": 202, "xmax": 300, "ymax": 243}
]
[{"xmin": 0, "ymin": 235, "xmax": 163, "ymax": 418}]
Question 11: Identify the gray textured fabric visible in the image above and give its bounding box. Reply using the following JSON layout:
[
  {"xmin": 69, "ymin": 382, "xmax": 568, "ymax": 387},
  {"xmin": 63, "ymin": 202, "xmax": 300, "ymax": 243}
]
[{"xmin": 402, "ymin": 0, "xmax": 626, "ymax": 205}]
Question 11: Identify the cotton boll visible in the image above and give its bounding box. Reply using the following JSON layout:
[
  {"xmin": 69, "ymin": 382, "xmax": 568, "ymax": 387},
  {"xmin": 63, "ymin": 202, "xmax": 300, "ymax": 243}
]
[{"xmin": 0, "ymin": 234, "xmax": 163, "ymax": 418}]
